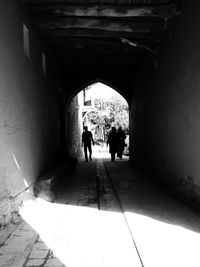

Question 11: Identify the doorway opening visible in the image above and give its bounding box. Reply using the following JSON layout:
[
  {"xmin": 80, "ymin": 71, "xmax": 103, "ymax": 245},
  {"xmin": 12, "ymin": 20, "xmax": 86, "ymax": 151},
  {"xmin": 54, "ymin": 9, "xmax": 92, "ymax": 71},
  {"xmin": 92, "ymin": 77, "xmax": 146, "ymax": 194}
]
[{"xmin": 66, "ymin": 82, "xmax": 129, "ymax": 160}]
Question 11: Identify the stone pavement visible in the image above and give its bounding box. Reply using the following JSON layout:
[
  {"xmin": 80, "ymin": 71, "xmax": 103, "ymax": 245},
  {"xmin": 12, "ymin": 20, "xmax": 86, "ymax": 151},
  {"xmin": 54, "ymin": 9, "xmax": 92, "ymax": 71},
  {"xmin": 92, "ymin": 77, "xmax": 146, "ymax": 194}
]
[
  {"xmin": 1, "ymin": 147, "xmax": 200, "ymax": 266},
  {"xmin": 0, "ymin": 220, "xmax": 65, "ymax": 267}
]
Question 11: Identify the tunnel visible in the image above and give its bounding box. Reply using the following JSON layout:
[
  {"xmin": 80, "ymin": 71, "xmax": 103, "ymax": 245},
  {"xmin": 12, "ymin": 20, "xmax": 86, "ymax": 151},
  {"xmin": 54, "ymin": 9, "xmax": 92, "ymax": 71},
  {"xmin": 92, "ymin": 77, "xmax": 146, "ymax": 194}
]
[{"xmin": 1, "ymin": 0, "xmax": 200, "ymax": 266}]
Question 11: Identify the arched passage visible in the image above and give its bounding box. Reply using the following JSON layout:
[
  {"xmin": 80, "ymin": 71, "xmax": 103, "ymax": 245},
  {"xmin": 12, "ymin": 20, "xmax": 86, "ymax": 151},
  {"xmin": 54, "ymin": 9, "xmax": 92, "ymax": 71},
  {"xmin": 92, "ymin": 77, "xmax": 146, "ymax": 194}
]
[
  {"xmin": 66, "ymin": 78, "xmax": 130, "ymax": 106},
  {"xmin": 65, "ymin": 81, "xmax": 130, "ymax": 161}
]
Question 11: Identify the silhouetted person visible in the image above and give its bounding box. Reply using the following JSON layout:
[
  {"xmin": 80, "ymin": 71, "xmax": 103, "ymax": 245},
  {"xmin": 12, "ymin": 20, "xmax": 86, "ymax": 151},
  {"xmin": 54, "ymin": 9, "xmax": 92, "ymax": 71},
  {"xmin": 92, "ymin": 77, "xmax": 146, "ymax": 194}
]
[
  {"xmin": 82, "ymin": 126, "xmax": 94, "ymax": 162},
  {"xmin": 117, "ymin": 127, "xmax": 126, "ymax": 159},
  {"xmin": 107, "ymin": 127, "xmax": 118, "ymax": 162}
]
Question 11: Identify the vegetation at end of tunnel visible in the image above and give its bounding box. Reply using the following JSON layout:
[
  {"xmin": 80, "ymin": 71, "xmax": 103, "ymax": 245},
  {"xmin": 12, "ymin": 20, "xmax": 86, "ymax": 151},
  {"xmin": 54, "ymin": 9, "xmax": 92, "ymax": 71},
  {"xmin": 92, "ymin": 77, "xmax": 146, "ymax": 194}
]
[{"xmin": 87, "ymin": 95, "xmax": 129, "ymax": 135}]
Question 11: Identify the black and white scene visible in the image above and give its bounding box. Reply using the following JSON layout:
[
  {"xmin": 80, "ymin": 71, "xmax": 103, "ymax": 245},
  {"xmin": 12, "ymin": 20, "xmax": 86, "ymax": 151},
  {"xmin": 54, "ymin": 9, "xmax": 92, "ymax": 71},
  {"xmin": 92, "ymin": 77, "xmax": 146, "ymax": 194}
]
[{"xmin": 1, "ymin": 1, "xmax": 200, "ymax": 267}]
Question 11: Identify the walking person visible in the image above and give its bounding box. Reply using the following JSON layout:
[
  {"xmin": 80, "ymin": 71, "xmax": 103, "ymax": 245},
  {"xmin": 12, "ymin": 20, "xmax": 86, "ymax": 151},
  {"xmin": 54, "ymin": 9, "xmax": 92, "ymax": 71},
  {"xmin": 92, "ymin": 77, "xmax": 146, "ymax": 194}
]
[
  {"xmin": 117, "ymin": 127, "xmax": 126, "ymax": 159},
  {"xmin": 107, "ymin": 127, "xmax": 118, "ymax": 162},
  {"xmin": 82, "ymin": 126, "xmax": 94, "ymax": 162}
]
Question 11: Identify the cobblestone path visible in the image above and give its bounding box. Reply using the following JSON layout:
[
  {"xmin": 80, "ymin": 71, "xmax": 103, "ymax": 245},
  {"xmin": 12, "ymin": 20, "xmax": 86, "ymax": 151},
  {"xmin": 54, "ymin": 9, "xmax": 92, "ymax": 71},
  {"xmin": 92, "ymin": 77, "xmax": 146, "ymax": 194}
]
[{"xmin": 1, "ymin": 150, "xmax": 200, "ymax": 266}]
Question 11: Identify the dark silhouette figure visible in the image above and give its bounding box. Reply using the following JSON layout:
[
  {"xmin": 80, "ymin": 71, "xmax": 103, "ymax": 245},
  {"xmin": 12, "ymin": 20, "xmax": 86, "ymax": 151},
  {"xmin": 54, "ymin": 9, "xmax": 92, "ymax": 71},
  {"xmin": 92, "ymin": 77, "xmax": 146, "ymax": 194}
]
[
  {"xmin": 117, "ymin": 127, "xmax": 126, "ymax": 159},
  {"xmin": 82, "ymin": 126, "xmax": 94, "ymax": 162},
  {"xmin": 107, "ymin": 127, "xmax": 118, "ymax": 162}
]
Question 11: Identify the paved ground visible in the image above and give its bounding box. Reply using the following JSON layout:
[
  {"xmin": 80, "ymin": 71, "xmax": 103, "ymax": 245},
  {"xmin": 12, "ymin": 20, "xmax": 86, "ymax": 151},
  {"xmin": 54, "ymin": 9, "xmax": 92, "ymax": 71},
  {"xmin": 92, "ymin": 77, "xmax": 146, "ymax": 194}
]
[{"xmin": 1, "ymin": 146, "xmax": 200, "ymax": 266}]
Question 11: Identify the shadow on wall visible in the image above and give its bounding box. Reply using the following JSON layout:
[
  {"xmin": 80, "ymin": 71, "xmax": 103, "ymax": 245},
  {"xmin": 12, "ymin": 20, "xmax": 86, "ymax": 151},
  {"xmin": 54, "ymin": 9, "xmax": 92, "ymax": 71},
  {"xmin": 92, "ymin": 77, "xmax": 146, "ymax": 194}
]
[{"xmin": 66, "ymin": 95, "xmax": 82, "ymax": 158}]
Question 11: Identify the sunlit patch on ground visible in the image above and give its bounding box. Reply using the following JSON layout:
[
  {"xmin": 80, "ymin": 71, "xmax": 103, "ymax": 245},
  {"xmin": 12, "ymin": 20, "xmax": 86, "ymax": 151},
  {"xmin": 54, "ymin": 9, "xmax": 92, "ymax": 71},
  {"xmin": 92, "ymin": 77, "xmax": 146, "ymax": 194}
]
[
  {"xmin": 125, "ymin": 211, "xmax": 200, "ymax": 267},
  {"xmin": 20, "ymin": 198, "xmax": 141, "ymax": 267},
  {"xmin": 93, "ymin": 145, "xmax": 110, "ymax": 159},
  {"xmin": 92, "ymin": 145, "xmax": 129, "ymax": 161},
  {"xmin": 19, "ymin": 197, "xmax": 200, "ymax": 267}
]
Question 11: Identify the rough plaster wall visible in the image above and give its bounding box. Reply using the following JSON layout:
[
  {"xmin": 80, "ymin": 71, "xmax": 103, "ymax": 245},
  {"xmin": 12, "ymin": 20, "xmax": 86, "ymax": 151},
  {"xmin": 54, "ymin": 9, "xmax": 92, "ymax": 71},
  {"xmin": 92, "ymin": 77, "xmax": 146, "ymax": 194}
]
[
  {"xmin": 133, "ymin": 1, "xmax": 200, "ymax": 203},
  {"xmin": 67, "ymin": 96, "xmax": 82, "ymax": 158},
  {"xmin": 0, "ymin": 0, "xmax": 60, "ymax": 210}
]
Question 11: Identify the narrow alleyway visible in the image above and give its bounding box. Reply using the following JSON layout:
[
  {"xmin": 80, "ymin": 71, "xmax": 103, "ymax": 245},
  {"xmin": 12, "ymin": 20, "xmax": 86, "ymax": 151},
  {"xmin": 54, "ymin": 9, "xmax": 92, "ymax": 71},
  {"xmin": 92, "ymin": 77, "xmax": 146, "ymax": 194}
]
[
  {"xmin": 1, "ymin": 147, "xmax": 200, "ymax": 267},
  {"xmin": 2, "ymin": 1, "xmax": 200, "ymax": 266}
]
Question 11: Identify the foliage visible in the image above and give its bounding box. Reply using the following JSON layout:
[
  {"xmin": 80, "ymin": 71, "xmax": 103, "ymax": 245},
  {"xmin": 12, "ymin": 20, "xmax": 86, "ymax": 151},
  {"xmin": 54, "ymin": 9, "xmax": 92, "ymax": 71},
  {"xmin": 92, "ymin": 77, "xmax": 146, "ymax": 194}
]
[{"xmin": 87, "ymin": 94, "xmax": 129, "ymax": 134}]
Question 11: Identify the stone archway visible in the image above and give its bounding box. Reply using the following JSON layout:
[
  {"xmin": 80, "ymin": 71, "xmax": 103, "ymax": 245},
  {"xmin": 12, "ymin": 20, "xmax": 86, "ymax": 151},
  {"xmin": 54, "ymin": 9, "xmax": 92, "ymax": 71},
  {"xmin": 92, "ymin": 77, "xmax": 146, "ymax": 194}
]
[{"xmin": 66, "ymin": 80, "xmax": 130, "ymax": 159}]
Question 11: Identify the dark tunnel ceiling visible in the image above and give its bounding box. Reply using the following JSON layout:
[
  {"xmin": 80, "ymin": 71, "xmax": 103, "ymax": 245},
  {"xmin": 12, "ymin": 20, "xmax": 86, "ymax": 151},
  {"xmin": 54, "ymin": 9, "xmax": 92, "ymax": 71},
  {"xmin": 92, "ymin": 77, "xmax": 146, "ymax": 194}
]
[{"xmin": 21, "ymin": 0, "xmax": 181, "ymax": 71}]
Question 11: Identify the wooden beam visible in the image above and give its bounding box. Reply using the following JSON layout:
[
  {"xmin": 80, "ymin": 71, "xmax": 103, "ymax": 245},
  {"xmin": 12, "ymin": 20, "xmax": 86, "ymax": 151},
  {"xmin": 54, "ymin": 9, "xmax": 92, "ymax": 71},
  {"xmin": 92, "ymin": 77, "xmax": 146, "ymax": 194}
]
[
  {"xmin": 45, "ymin": 36, "xmax": 151, "ymax": 46},
  {"xmin": 33, "ymin": 17, "xmax": 166, "ymax": 32},
  {"xmin": 27, "ymin": 3, "xmax": 178, "ymax": 19},
  {"xmin": 21, "ymin": 0, "xmax": 176, "ymax": 5},
  {"xmin": 48, "ymin": 38, "xmax": 157, "ymax": 54},
  {"xmin": 40, "ymin": 28, "xmax": 163, "ymax": 40}
]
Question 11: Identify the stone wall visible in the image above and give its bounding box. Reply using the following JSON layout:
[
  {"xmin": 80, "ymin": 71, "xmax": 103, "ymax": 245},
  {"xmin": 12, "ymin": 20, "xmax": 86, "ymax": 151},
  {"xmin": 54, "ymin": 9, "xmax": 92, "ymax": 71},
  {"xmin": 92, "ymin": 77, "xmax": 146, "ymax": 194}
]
[
  {"xmin": 0, "ymin": 0, "xmax": 60, "ymax": 225},
  {"xmin": 132, "ymin": 0, "xmax": 200, "ymax": 206},
  {"xmin": 67, "ymin": 95, "xmax": 82, "ymax": 158}
]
